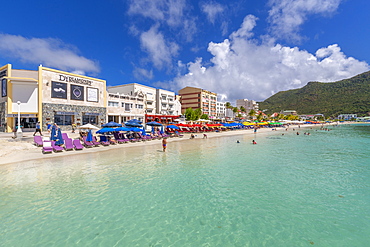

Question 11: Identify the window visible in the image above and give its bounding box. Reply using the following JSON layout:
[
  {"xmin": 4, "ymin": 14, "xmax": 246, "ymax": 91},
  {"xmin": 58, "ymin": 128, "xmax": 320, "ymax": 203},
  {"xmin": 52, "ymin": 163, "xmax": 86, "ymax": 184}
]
[
  {"xmin": 83, "ymin": 115, "xmax": 97, "ymax": 125},
  {"xmin": 125, "ymin": 103, "xmax": 132, "ymax": 111},
  {"xmin": 121, "ymin": 102, "xmax": 125, "ymax": 107},
  {"xmin": 54, "ymin": 114, "xmax": 73, "ymax": 126},
  {"xmin": 108, "ymin": 101, "xmax": 119, "ymax": 107},
  {"xmin": 147, "ymin": 101, "xmax": 152, "ymax": 105},
  {"xmin": 136, "ymin": 104, "xmax": 143, "ymax": 109}
]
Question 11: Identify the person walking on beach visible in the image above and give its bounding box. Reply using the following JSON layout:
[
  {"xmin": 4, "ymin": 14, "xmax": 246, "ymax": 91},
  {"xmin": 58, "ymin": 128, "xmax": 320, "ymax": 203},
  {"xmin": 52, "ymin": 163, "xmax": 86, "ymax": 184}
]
[
  {"xmin": 162, "ymin": 137, "xmax": 167, "ymax": 152},
  {"xmin": 33, "ymin": 121, "xmax": 43, "ymax": 136}
]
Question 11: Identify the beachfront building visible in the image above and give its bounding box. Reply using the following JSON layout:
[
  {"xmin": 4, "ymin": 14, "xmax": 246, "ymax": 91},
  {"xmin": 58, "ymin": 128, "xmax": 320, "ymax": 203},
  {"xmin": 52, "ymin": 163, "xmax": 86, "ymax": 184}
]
[
  {"xmin": 178, "ymin": 86, "xmax": 217, "ymax": 119},
  {"xmin": 0, "ymin": 64, "xmax": 106, "ymax": 132},
  {"xmin": 145, "ymin": 88, "xmax": 179, "ymax": 124},
  {"xmin": 338, "ymin": 114, "xmax": 357, "ymax": 120},
  {"xmin": 107, "ymin": 83, "xmax": 156, "ymax": 123},
  {"xmin": 106, "ymin": 91, "xmax": 145, "ymax": 123},
  {"xmin": 236, "ymin": 99, "xmax": 259, "ymax": 114},
  {"xmin": 216, "ymin": 102, "xmax": 226, "ymax": 120}
]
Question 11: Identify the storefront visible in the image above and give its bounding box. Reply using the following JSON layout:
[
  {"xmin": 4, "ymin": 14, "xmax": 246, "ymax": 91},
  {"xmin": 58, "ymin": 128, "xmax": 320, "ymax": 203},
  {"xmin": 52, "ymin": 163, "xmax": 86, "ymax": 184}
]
[{"xmin": 0, "ymin": 64, "xmax": 107, "ymax": 132}]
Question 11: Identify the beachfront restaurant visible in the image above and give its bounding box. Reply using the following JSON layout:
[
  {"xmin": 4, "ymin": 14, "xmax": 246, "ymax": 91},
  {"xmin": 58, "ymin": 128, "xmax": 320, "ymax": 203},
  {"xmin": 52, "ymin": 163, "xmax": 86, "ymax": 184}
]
[{"xmin": 0, "ymin": 64, "xmax": 106, "ymax": 132}]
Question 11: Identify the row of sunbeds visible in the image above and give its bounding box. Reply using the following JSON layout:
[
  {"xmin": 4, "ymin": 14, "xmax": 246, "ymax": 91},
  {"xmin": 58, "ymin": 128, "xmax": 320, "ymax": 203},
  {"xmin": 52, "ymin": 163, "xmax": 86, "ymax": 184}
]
[{"xmin": 34, "ymin": 132, "xmax": 173, "ymax": 154}]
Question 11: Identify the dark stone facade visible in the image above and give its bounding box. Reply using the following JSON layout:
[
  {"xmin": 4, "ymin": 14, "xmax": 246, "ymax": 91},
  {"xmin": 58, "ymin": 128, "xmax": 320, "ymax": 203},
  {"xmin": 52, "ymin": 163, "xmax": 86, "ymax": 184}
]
[
  {"xmin": 42, "ymin": 103, "xmax": 106, "ymax": 131},
  {"xmin": 0, "ymin": 102, "xmax": 6, "ymax": 132}
]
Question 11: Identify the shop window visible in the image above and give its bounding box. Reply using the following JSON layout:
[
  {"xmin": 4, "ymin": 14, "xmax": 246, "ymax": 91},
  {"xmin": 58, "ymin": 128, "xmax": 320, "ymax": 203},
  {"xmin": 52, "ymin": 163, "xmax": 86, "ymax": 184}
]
[
  {"xmin": 83, "ymin": 115, "xmax": 97, "ymax": 125},
  {"xmin": 55, "ymin": 115, "xmax": 74, "ymax": 126}
]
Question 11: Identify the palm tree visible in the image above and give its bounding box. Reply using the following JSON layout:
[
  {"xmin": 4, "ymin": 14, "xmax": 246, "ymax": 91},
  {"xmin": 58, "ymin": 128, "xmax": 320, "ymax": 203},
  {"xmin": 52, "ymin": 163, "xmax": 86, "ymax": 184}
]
[{"xmin": 248, "ymin": 109, "xmax": 256, "ymax": 120}]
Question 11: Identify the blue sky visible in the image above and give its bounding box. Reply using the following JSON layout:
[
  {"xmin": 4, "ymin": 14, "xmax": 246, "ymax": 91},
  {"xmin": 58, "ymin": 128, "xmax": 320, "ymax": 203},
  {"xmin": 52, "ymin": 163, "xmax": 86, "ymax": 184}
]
[{"xmin": 1, "ymin": 0, "xmax": 369, "ymax": 102}]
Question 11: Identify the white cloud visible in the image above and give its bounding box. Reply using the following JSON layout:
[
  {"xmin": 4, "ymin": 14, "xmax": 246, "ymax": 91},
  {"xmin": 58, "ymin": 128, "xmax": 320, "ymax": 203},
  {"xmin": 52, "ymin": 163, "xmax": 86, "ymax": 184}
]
[
  {"xmin": 0, "ymin": 34, "xmax": 100, "ymax": 74},
  {"xmin": 267, "ymin": 0, "xmax": 342, "ymax": 42},
  {"xmin": 140, "ymin": 25, "xmax": 179, "ymax": 70},
  {"xmin": 171, "ymin": 15, "xmax": 369, "ymax": 102},
  {"xmin": 133, "ymin": 67, "xmax": 154, "ymax": 80},
  {"xmin": 201, "ymin": 2, "xmax": 225, "ymax": 24}
]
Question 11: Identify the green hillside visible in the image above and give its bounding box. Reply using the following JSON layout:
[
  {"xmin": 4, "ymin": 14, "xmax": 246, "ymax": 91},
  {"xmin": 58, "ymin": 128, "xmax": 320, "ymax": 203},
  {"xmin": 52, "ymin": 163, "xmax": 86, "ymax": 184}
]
[{"xmin": 258, "ymin": 71, "xmax": 370, "ymax": 117}]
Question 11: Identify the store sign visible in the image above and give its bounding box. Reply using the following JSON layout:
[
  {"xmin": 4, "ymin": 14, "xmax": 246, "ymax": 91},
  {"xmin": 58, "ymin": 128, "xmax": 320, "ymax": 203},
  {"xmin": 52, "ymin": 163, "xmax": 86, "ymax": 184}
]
[
  {"xmin": 71, "ymin": 84, "xmax": 84, "ymax": 101},
  {"xmin": 84, "ymin": 112, "xmax": 100, "ymax": 116},
  {"xmin": 87, "ymin": 87, "xmax": 99, "ymax": 102},
  {"xmin": 51, "ymin": 81, "xmax": 67, "ymax": 99},
  {"xmin": 7, "ymin": 114, "xmax": 36, "ymax": 117},
  {"xmin": 55, "ymin": 112, "xmax": 77, "ymax": 115},
  {"xmin": 59, "ymin": 74, "xmax": 93, "ymax": 86}
]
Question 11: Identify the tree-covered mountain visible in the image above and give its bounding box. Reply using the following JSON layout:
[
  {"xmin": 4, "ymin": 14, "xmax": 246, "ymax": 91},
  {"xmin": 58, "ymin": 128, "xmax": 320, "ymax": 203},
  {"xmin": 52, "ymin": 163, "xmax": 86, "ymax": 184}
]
[{"xmin": 258, "ymin": 71, "xmax": 370, "ymax": 117}]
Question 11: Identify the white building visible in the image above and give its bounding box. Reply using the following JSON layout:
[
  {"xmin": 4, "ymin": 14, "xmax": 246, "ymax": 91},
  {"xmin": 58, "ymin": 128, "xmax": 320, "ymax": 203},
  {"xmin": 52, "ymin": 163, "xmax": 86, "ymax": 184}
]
[
  {"xmin": 106, "ymin": 91, "xmax": 145, "ymax": 123},
  {"xmin": 236, "ymin": 99, "xmax": 259, "ymax": 113},
  {"xmin": 216, "ymin": 102, "xmax": 226, "ymax": 120},
  {"xmin": 156, "ymin": 89, "xmax": 175, "ymax": 115}
]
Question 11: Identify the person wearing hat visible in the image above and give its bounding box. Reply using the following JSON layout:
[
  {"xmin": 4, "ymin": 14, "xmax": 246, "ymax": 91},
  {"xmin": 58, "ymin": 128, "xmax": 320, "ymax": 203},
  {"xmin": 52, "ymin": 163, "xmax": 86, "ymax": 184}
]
[{"xmin": 33, "ymin": 121, "xmax": 43, "ymax": 136}]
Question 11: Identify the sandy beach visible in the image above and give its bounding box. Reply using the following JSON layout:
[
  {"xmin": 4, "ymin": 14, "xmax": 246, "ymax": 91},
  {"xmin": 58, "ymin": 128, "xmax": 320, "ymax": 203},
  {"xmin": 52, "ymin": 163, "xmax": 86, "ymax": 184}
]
[{"xmin": 0, "ymin": 124, "xmax": 330, "ymax": 165}]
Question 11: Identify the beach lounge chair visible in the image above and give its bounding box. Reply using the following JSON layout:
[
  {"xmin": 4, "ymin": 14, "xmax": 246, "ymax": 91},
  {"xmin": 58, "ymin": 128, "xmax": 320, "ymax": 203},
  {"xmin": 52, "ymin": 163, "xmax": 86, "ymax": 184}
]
[
  {"xmin": 125, "ymin": 133, "xmax": 139, "ymax": 142},
  {"xmin": 64, "ymin": 138, "xmax": 74, "ymax": 151},
  {"xmin": 51, "ymin": 141, "xmax": 64, "ymax": 152},
  {"xmin": 34, "ymin": 136, "xmax": 43, "ymax": 146},
  {"xmin": 73, "ymin": 139, "xmax": 84, "ymax": 150},
  {"xmin": 91, "ymin": 136, "xmax": 101, "ymax": 147},
  {"xmin": 138, "ymin": 133, "xmax": 152, "ymax": 141},
  {"xmin": 42, "ymin": 141, "xmax": 53, "ymax": 154},
  {"xmin": 82, "ymin": 136, "xmax": 94, "ymax": 148},
  {"xmin": 62, "ymin": 133, "xmax": 69, "ymax": 140},
  {"xmin": 113, "ymin": 132, "xmax": 129, "ymax": 143},
  {"xmin": 98, "ymin": 136, "xmax": 110, "ymax": 146}
]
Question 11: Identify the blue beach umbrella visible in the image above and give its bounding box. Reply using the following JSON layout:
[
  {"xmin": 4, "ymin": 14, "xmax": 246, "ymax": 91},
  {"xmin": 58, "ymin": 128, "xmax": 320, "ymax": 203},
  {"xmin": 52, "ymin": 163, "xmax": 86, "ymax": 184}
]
[
  {"xmin": 115, "ymin": 127, "xmax": 131, "ymax": 132},
  {"xmin": 151, "ymin": 126, "xmax": 155, "ymax": 134},
  {"xmin": 146, "ymin": 121, "xmax": 162, "ymax": 126},
  {"xmin": 160, "ymin": 126, "xmax": 164, "ymax": 134},
  {"xmin": 86, "ymin": 129, "xmax": 93, "ymax": 142},
  {"xmin": 102, "ymin": 121, "xmax": 122, "ymax": 127},
  {"xmin": 96, "ymin": 128, "xmax": 115, "ymax": 134},
  {"xmin": 129, "ymin": 127, "xmax": 142, "ymax": 132},
  {"xmin": 125, "ymin": 122, "xmax": 143, "ymax": 127},
  {"xmin": 50, "ymin": 125, "xmax": 57, "ymax": 140},
  {"xmin": 167, "ymin": 125, "xmax": 179, "ymax": 129},
  {"xmin": 55, "ymin": 128, "xmax": 64, "ymax": 146},
  {"xmin": 141, "ymin": 127, "xmax": 147, "ymax": 136}
]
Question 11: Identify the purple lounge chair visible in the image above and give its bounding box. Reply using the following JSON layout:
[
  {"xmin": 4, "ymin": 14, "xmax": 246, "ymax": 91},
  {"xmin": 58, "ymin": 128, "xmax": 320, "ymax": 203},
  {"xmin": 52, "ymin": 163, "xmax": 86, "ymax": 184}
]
[
  {"xmin": 73, "ymin": 139, "xmax": 84, "ymax": 150},
  {"xmin": 51, "ymin": 141, "xmax": 64, "ymax": 152},
  {"xmin": 64, "ymin": 138, "xmax": 74, "ymax": 151},
  {"xmin": 117, "ymin": 133, "xmax": 130, "ymax": 143},
  {"xmin": 34, "ymin": 136, "xmax": 43, "ymax": 146},
  {"xmin": 138, "ymin": 133, "xmax": 153, "ymax": 141},
  {"xmin": 91, "ymin": 136, "xmax": 101, "ymax": 147},
  {"xmin": 62, "ymin": 133, "xmax": 69, "ymax": 140},
  {"xmin": 98, "ymin": 136, "xmax": 110, "ymax": 146},
  {"xmin": 82, "ymin": 136, "xmax": 94, "ymax": 148},
  {"xmin": 42, "ymin": 141, "xmax": 53, "ymax": 154}
]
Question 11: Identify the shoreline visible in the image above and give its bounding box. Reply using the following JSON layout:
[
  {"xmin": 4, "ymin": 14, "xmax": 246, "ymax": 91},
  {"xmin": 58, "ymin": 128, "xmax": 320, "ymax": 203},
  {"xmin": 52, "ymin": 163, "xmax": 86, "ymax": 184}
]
[{"xmin": 0, "ymin": 123, "xmax": 347, "ymax": 166}]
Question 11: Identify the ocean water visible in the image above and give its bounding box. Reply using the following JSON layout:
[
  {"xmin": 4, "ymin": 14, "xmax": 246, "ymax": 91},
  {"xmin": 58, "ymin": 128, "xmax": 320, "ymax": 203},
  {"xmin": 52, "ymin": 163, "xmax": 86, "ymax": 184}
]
[{"xmin": 0, "ymin": 124, "xmax": 369, "ymax": 246}]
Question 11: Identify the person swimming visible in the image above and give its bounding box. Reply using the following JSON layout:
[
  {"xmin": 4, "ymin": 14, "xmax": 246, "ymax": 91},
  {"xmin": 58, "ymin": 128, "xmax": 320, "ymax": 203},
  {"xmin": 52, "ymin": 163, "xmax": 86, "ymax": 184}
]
[{"xmin": 252, "ymin": 140, "xmax": 257, "ymax": 144}]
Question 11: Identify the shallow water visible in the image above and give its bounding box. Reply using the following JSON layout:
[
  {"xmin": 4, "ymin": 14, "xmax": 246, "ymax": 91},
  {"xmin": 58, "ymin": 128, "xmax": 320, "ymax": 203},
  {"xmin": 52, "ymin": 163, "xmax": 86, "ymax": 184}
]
[{"xmin": 1, "ymin": 124, "xmax": 369, "ymax": 246}]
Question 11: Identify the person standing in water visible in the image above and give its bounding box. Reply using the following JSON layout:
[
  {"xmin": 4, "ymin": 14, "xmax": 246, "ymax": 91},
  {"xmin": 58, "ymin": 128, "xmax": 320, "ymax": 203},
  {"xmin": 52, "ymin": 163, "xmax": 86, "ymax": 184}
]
[{"xmin": 162, "ymin": 137, "xmax": 167, "ymax": 152}]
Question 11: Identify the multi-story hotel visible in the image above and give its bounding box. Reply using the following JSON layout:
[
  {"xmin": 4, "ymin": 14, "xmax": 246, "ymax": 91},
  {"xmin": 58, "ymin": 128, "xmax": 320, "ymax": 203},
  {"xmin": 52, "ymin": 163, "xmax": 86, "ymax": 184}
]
[
  {"xmin": 216, "ymin": 101, "xmax": 226, "ymax": 120},
  {"xmin": 236, "ymin": 99, "xmax": 259, "ymax": 113},
  {"xmin": 0, "ymin": 64, "xmax": 106, "ymax": 132},
  {"xmin": 178, "ymin": 86, "xmax": 217, "ymax": 119}
]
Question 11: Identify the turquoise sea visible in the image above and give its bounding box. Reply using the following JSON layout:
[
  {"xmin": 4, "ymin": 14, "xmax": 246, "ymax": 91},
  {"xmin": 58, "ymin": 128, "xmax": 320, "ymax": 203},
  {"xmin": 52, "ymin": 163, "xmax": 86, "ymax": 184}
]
[{"xmin": 0, "ymin": 124, "xmax": 369, "ymax": 246}]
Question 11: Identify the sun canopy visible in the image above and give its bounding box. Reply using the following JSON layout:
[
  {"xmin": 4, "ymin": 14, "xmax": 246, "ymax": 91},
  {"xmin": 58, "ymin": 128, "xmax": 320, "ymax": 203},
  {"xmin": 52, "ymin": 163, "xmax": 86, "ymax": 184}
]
[{"xmin": 146, "ymin": 121, "xmax": 162, "ymax": 126}]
